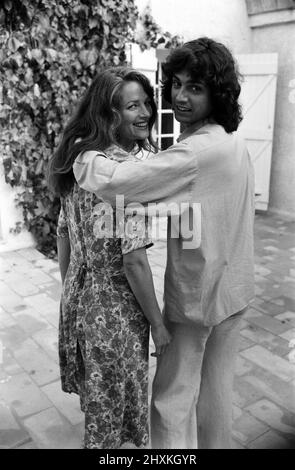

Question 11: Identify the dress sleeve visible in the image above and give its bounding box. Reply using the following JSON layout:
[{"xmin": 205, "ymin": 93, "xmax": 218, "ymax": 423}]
[
  {"xmin": 121, "ymin": 212, "xmax": 153, "ymax": 255},
  {"xmin": 56, "ymin": 200, "xmax": 69, "ymax": 239}
]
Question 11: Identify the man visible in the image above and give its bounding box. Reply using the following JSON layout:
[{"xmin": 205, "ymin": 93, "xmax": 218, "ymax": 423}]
[{"xmin": 73, "ymin": 37, "xmax": 255, "ymax": 449}]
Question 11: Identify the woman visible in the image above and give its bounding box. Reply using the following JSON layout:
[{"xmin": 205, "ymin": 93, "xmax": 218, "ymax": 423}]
[{"xmin": 48, "ymin": 67, "xmax": 171, "ymax": 449}]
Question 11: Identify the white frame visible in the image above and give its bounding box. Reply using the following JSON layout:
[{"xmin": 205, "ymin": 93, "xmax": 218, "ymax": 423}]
[{"xmin": 155, "ymin": 48, "xmax": 180, "ymax": 149}]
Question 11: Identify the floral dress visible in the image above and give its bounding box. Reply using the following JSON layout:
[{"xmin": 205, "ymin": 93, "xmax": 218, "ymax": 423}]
[{"xmin": 57, "ymin": 145, "xmax": 152, "ymax": 449}]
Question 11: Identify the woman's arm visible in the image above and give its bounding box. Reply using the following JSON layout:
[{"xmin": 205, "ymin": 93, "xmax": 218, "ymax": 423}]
[
  {"xmin": 57, "ymin": 236, "xmax": 71, "ymax": 285},
  {"xmin": 56, "ymin": 200, "xmax": 71, "ymax": 285},
  {"xmin": 123, "ymin": 247, "xmax": 171, "ymax": 357}
]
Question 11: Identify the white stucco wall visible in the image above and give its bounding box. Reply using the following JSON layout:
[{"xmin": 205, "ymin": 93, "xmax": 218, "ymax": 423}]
[
  {"xmin": 135, "ymin": 0, "xmax": 252, "ymax": 53},
  {"xmin": 0, "ymin": 160, "xmax": 35, "ymax": 252},
  {"xmin": 251, "ymin": 23, "xmax": 295, "ymax": 217}
]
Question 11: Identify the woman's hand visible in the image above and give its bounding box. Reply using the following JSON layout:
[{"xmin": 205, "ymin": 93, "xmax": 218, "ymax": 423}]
[
  {"xmin": 150, "ymin": 323, "xmax": 172, "ymax": 358},
  {"xmin": 123, "ymin": 248, "xmax": 171, "ymax": 358}
]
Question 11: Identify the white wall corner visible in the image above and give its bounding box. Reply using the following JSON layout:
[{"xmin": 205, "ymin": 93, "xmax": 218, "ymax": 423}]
[{"xmin": 0, "ymin": 159, "xmax": 35, "ymax": 252}]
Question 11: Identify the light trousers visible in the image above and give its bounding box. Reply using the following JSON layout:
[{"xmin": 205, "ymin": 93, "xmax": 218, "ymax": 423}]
[{"xmin": 150, "ymin": 309, "xmax": 246, "ymax": 449}]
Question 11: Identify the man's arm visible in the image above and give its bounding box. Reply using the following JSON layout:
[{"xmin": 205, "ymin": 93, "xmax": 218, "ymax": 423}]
[{"xmin": 73, "ymin": 142, "xmax": 197, "ymax": 206}]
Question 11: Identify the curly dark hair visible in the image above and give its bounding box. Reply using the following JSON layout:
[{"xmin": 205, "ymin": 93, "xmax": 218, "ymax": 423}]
[{"xmin": 162, "ymin": 37, "xmax": 243, "ymax": 133}]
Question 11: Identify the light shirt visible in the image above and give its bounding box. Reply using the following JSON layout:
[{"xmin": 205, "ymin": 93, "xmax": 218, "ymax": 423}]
[{"xmin": 73, "ymin": 123, "xmax": 255, "ymax": 326}]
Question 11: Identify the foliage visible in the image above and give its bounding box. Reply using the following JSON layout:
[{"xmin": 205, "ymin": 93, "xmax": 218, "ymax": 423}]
[
  {"xmin": 0, "ymin": 0, "xmax": 138, "ymax": 257},
  {"xmin": 0, "ymin": 0, "xmax": 182, "ymax": 258},
  {"xmin": 135, "ymin": 5, "xmax": 183, "ymax": 51}
]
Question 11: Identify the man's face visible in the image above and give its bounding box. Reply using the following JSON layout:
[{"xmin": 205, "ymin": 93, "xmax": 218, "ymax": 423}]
[{"xmin": 171, "ymin": 70, "xmax": 212, "ymax": 129}]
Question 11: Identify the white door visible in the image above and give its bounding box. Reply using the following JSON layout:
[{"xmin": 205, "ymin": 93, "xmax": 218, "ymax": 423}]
[{"xmin": 235, "ymin": 53, "xmax": 278, "ymax": 211}]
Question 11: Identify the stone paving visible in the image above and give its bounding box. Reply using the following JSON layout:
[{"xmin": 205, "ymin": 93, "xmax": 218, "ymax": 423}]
[{"xmin": 0, "ymin": 211, "xmax": 295, "ymax": 449}]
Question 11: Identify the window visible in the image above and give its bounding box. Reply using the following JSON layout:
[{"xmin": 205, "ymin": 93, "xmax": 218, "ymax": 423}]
[
  {"xmin": 127, "ymin": 44, "xmax": 180, "ymax": 151},
  {"xmin": 155, "ymin": 49, "xmax": 180, "ymax": 150}
]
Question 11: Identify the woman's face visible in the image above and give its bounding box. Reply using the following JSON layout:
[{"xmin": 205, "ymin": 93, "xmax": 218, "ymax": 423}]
[
  {"xmin": 171, "ymin": 70, "xmax": 212, "ymax": 129},
  {"xmin": 117, "ymin": 81, "xmax": 152, "ymax": 151}
]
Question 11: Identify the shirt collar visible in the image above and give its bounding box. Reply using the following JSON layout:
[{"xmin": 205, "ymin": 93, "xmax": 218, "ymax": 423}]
[
  {"xmin": 104, "ymin": 143, "xmax": 143, "ymax": 162},
  {"xmin": 177, "ymin": 119, "xmax": 223, "ymax": 142}
]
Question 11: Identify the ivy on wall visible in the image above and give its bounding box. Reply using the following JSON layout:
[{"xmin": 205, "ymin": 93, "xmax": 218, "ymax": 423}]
[
  {"xmin": 136, "ymin": 5, "xmax": 183, "ymax": 51},
  {"xmin": 0, "ymin": 0, "xmax": 182, "ymax": 257}
]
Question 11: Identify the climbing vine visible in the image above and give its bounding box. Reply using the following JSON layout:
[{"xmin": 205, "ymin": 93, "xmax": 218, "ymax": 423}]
[
  {"xmin": 0, "ymin": 0, "xmax": 182, "ymax": 257},
  {"xmin": 136, "ymin": 5, "xmax": 183, "ymax": 51}
]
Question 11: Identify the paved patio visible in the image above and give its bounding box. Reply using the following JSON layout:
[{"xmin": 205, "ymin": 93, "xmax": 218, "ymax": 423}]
[{"xmin": 0, "ymin": 211, "xmax": 295, "ymax": 449}]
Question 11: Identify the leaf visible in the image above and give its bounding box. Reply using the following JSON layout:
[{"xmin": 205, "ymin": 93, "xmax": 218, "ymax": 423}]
[
  {"xmin": 35, "ymin": 158, "xmax": 44, "ymax": 175},
  {"xmin": 4, "ymin": 0, "xmax": 12, "ymax": 11},
  {"xmin": 3, "ymin": 157, "xmax": 12, "ymax": 173},
  {"xmin": 38, "ymin": 15, "xmax": 50, "ymax": 30},
  {"xmin": 33, "ymin": 83, "xmax": 40, "ymax": 98},
  {"xmin": 89, "ymin": 18, "xmax": 98, "ymax": 29},
  {"xmin": 57, "ymin": 4, "xmax": 66, "ymax": 16},
  {"xmin": 87, "ymin": 48, "xmax": 98, "ymax": 65},
  {"xmin": 46, "ymin": 47, "xmax": 58, "ymax": 61},
  {"xmin": 7, "ymin": 37, "xmax": 22, "ymax": 52},
  {"xmin": 12, "ymin": 52, "xmax": 23, "ymax": 67},
  {"xmin": 24, "ymin": 67, "xmax": 33, "ymax": 84},
  {"xmin": 42, "ymin": 221, "xmax": 51, "ymax": 236},
  {"xmin": 31, "ymin": 48, "xmax": 43, "ymax": 61}
]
